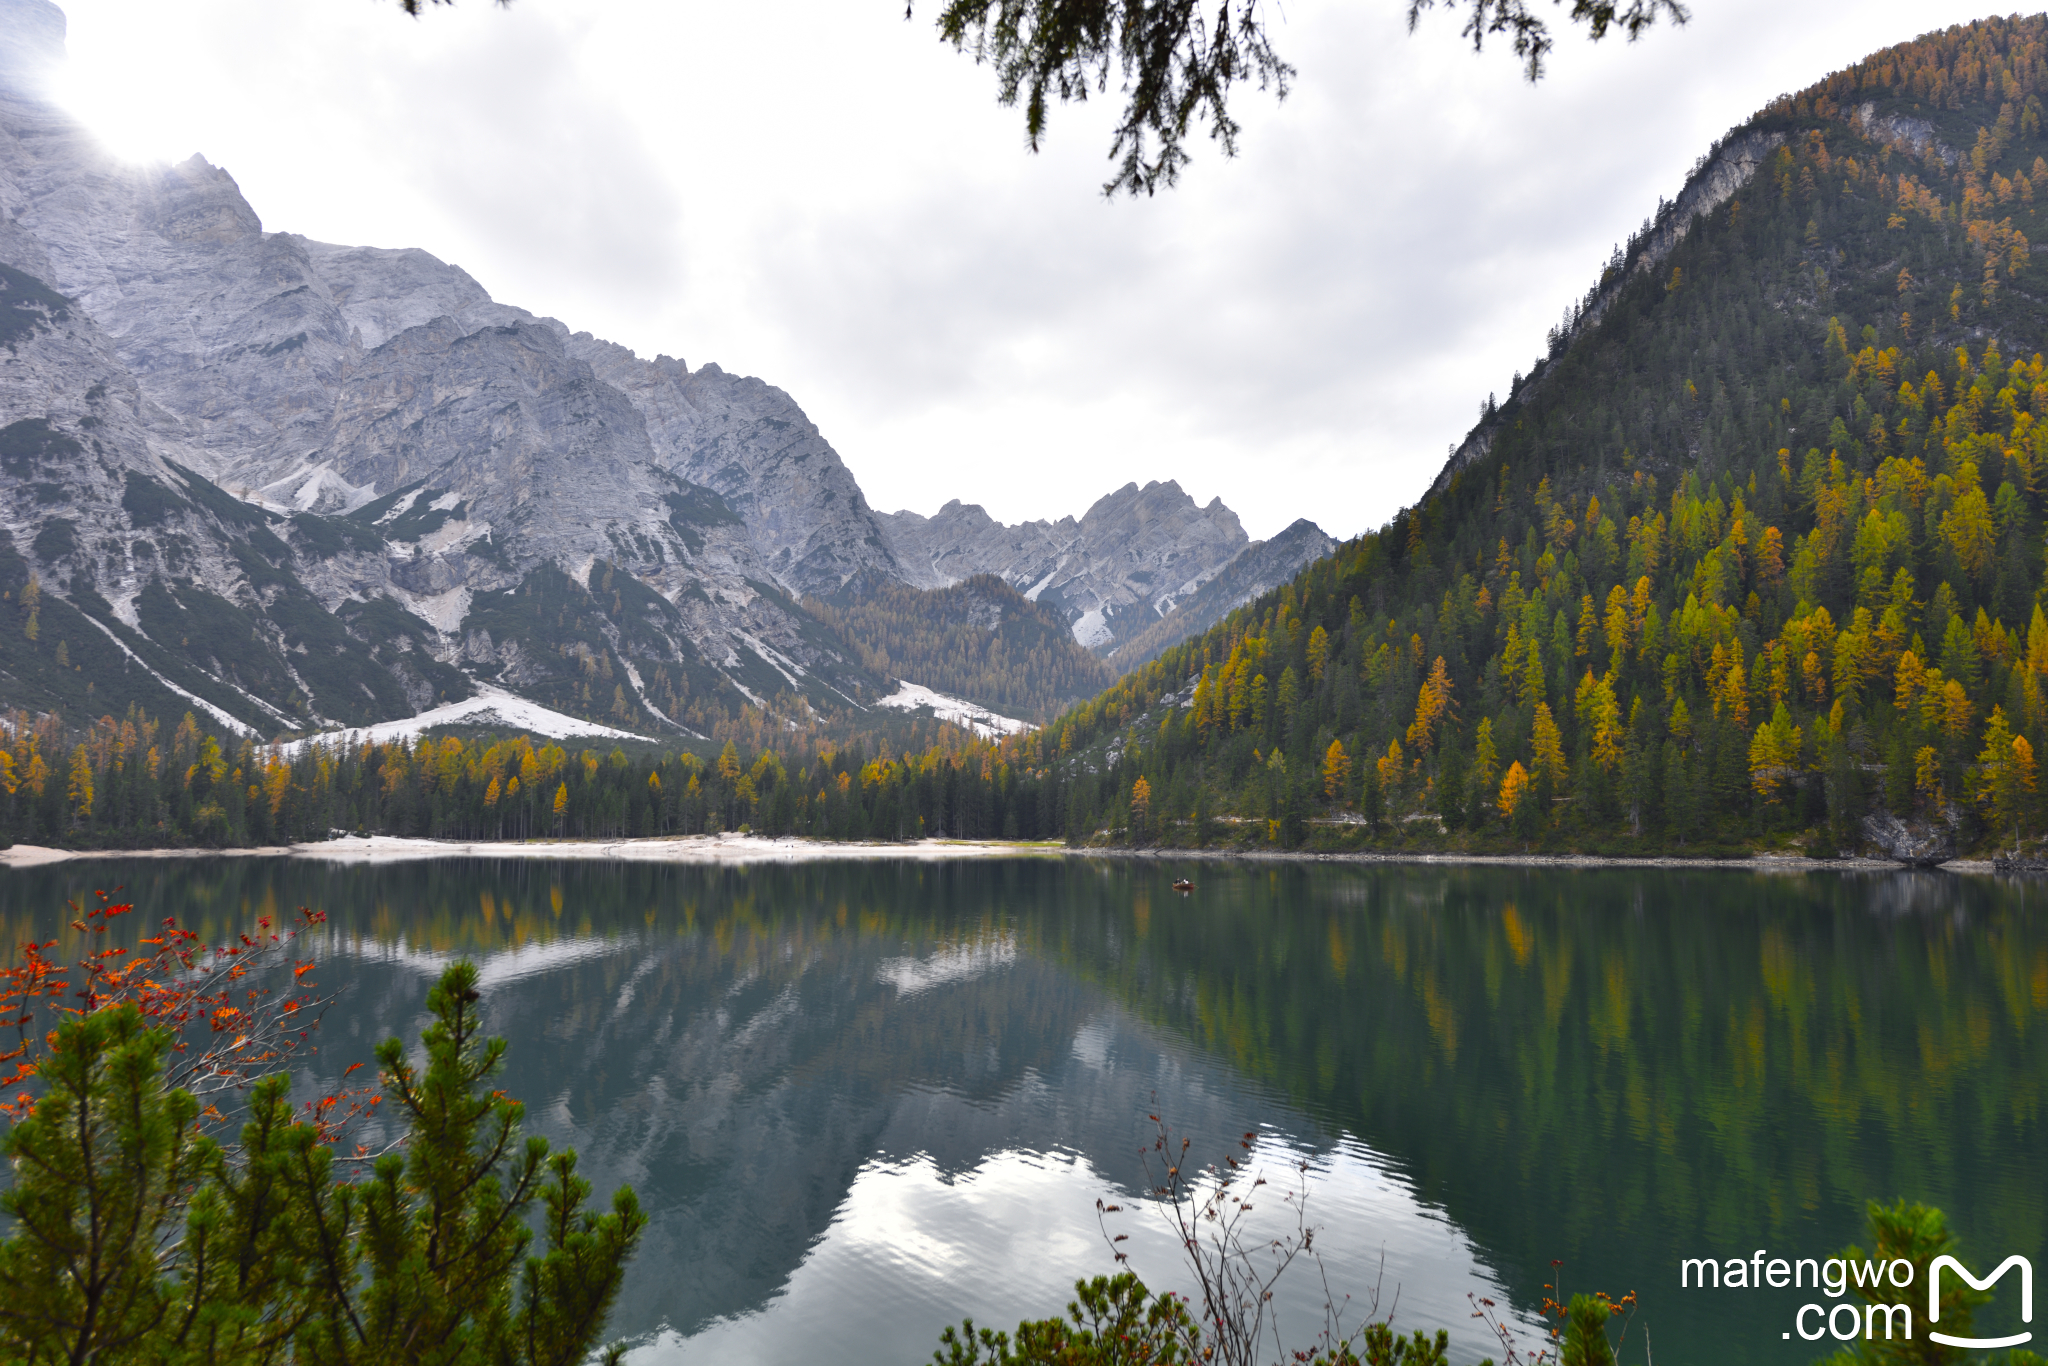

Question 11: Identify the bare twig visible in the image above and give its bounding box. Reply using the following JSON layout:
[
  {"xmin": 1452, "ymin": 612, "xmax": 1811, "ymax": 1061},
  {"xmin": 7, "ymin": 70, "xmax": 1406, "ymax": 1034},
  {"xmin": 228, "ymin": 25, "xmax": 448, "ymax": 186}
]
[{"xmin": 1104, "ymin": 1103, "xmax": 1389, "ymax": 1366}]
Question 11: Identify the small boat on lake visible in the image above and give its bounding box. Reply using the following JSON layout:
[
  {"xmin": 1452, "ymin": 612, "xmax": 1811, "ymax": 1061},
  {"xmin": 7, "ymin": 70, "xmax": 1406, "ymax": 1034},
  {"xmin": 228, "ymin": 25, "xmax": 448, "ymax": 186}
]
[{"xmin": 1171, "ymin": 879, "xmax": 1194, "ymax": 893}]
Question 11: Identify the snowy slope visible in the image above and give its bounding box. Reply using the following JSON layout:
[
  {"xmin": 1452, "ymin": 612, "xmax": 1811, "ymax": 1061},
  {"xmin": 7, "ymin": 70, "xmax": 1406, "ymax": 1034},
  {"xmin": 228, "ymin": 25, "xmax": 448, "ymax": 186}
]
[
  {"xmin": 873, "ymin": 683, "xmax": 1032, "ymax": 739},
  {"xmin": 282, "ymin": 687, "xmax": 646, "ymax": 755}
]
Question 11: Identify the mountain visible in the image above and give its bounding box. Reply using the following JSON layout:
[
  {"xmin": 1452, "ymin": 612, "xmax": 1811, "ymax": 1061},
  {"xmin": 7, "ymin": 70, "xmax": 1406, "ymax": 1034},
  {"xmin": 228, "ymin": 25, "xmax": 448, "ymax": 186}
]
[
  {"xmin": 1102, "ymin": 517, "xmax": 1336, "ymax": 672},
  {"xmin": 0, "ymin": 5, "xmax": 885, "ymax": 737},
  {"xmin": 876, "ymin": 483, "xmax": 1329, "ymax": 655},
  {"xmin": 0, "ymin": 0, "xmax": 1316, "ymax": 745},
  {"xmin": 1031, "ymin": 15, "xmax": 2048, "ymax": 859},
  {"xmin": 805, "ymin": 573, "xmax": 1115, "ymax": 724}
]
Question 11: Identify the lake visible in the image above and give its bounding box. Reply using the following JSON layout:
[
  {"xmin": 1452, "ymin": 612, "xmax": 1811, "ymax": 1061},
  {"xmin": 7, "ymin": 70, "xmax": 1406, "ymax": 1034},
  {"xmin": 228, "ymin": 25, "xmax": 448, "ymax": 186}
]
[{"xmin": 1, "ymin": 856, "xmax": 2041, "ymax": 1364}]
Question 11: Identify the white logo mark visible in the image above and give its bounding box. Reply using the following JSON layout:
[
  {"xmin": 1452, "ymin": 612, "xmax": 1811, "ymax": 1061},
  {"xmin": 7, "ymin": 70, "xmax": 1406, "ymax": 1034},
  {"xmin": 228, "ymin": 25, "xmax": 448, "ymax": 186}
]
[{"xmin": 1929, "ymin": 1254, "xmax": 2032, "ymax": 1349}]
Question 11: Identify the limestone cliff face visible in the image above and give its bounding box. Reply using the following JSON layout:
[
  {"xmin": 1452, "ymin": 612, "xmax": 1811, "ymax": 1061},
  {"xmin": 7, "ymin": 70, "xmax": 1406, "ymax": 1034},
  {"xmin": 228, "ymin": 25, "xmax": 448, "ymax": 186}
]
[
  {"xmin": 0, "ymin": 235, "xmax": 468, "ymax": 732},
  {"xmin": 0, "ymin": 0, "xmax": 1326, "ymax": 736},
  {"xmin": 877, "ymin": 480, "xmax": 1257, "ymax": 654},
  {"xmin": 563, "ymin": 337, "xmax": 903, "ymax": 598},
  {"xmin": 0, "ymin": 1, "xmax": 883, "ymax": 732}
]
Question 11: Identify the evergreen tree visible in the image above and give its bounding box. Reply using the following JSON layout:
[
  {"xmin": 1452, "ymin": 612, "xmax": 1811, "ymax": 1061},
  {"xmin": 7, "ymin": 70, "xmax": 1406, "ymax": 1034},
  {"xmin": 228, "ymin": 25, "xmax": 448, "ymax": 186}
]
[{"xmin": 0, "ymin": 965, "xmax": 645, "ymax": 1366}]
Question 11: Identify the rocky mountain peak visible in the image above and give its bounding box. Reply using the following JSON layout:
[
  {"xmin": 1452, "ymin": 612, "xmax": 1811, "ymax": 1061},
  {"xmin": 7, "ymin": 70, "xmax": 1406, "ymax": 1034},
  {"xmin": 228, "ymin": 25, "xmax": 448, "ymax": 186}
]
[
  {"xmin": 145, "ymin": 155, "xmax": 264, "ymax": 245},
  {"xmin": 873, "ymin": 476, "xmax": 1316, "ymax": 657}
]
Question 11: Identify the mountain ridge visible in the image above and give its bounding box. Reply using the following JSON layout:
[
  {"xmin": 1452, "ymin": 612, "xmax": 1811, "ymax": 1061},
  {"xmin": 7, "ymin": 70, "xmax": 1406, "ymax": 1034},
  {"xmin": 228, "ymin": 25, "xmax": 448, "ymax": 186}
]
[
  {"xmin": 877, "ymin": 481, "xmax": 1330, "ymax": 657},
  {"xmin": 0, "ymin": 0, "xmax": 1325, "ymax": 742}
]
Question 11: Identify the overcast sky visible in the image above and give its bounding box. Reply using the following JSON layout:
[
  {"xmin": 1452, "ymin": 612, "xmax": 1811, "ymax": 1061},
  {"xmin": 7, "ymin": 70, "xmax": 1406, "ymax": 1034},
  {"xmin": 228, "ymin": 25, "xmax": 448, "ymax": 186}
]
[{"xmin": 45, "ymin": 0, "xmax": 1999, "ymax": 541}]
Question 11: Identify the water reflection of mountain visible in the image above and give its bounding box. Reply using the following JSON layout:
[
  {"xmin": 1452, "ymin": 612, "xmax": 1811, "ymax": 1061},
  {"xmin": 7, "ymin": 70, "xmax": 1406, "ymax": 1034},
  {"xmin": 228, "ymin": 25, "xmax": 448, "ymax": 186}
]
[
  {"xmin": 4, "ymin": 858, "xmax": 2041, "ymax": 1363},
  {"xmin": 307, "ymin": 864, "xmax": 1391, "ymax": 1341},
  {"xmin": 0, "ymin": 860, "xmax": 1365, "ymax": 1342}
]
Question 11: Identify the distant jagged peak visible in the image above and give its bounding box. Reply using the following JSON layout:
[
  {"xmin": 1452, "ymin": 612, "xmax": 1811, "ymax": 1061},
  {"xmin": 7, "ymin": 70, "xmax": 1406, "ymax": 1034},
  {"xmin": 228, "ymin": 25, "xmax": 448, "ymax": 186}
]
[
  {"xmin": 889, "ymin": 498, "xmax": 1001, "ymax": 527},
  {"xmin": 888, "ymin": 478, "xmax": 1247, "ymax": 543},
  {"xmin": 1075, "ymin": 478, "xmax": 1247, "ymax": 539}
]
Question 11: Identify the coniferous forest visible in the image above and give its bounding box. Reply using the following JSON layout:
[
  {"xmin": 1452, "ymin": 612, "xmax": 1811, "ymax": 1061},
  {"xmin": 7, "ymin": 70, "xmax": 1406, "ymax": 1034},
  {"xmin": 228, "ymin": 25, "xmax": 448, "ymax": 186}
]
[
  {"xmin": 8, "ymin": 18, "xmax": 2048, "ymax": 858},
  {"xmin": 1031, "ymin": 16, "xmax": 2048, "ymax": 857}
]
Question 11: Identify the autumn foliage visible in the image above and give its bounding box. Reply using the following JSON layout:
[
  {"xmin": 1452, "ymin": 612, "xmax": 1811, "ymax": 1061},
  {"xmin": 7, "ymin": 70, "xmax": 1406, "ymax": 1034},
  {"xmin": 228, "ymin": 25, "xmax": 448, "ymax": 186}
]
[{"xmin": 0, "ymin": 890, "xmax": 336, "ymax": 1128}]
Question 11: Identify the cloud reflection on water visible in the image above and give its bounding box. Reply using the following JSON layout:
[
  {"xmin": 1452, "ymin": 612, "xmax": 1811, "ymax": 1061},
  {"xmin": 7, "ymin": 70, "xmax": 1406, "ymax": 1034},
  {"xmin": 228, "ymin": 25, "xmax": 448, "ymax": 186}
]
[{"xmin": 640, "ymin": 1132, "xmax": 1537, "ymax": 1366}]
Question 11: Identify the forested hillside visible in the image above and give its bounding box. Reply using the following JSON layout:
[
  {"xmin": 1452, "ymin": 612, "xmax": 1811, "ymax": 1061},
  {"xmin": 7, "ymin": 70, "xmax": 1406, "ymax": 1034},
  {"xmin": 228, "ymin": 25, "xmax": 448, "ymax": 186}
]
[
  {"xmin": 1030, "ymin": 15, "xmax": 2048, "ymax": 855},
  {"xmin": 805, "ymin": 573, "xmax": 1113, "ymax": 722}
]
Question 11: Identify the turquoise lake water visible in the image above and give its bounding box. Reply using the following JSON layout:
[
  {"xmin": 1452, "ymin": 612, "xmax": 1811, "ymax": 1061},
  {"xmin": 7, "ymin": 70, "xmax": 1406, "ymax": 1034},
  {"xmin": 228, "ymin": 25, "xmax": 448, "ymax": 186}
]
[{"xmin": 1, "ymin": 856, "xmax": 2040, "ymax": 1363}]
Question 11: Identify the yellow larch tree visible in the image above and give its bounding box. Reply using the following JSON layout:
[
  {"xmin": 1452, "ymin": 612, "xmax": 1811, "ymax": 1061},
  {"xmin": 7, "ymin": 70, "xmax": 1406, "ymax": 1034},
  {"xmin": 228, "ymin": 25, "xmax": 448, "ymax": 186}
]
[
  {"xmin": 1322, "ymin": 740, "xmax": 1351, "ymax": 803},
  {"xmin": 1748, "ymin": 704, "xmax": 1803, "ymax": 802},
  {"xmin": 66, "ymin": 744, "xmax": 92, "ymax": 823},
  {"xmin": 1974, "ymin": 707, "xmax": 2037, "ymax": 840},
  {"xmin": 1530, "ymin": 704, "xmax": 1567, "ymax": 789},
  {"xmin": 1405, "ymin": 657, "xmax": 1455, "ymax": 755},
  {"xmin": 1497, "ymin": 761, "xmax": 1531, "ymax": 820},
  {"xmin": 1377, "ymin": 739, "xmax": 1405, "ymax": 807}
]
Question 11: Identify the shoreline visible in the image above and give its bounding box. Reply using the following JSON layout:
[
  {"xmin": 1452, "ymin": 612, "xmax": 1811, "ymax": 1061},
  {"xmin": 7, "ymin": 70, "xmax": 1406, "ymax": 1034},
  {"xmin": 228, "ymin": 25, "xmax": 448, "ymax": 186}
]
[
  {"xmin": 0, "ymin": 833, "xmax": 1998, "ymax": 874},
  {"xmin": 0, "ymin": 833, "xmax": 1071, "ymax": 868},
  {"xmin": 1079, "ymin": 845, "xmax": 1996, "ymax": 874}
]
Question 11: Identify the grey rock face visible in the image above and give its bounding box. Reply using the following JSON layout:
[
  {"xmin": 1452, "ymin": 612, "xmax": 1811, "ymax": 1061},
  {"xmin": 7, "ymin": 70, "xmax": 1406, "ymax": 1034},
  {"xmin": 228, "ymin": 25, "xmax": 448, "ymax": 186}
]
[
  {"xmin": 0, "ymin": 248, "xmax": 467, "ymax": 732},
  {"xmin": 0, "ymin": 0, "xmax": 61, "ymax": 90},
  {"xmin": 877, "ymin": 479, "xmax": 1251, "ymax": 653},
  {"xmin": 1860, "ymin": 811, "xmax": 1957, "ymax": 867},
  {"xmin": 1855, "ymin": 102, "xmax": 1959, "ymax": 168},
  {"xmin": 563, "ymin": 337, "xmax": 903, "ymax": 599},
  {"xmin": 0, "ymin": 11, "xmax": 882, "ymax": 733},
  {"xmin": 1105, "ymin": 518, "xmax": 1337, "ymax": 671},
  {"xmin": 0, "ymin": 0, "xmax": 1330, "ymax": 737}
]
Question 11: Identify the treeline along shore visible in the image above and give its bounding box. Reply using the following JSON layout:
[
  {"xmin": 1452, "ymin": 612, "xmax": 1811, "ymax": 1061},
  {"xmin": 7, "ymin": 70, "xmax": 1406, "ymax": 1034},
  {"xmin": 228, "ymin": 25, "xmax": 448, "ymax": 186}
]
[{"xmin": 0, "ymin": 708, "xmax": 1074, "ymax": 850}]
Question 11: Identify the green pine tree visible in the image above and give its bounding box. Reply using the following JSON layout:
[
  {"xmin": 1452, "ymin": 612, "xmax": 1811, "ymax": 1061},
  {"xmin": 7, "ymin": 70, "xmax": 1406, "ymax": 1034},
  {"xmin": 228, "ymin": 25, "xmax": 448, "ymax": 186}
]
[
  {"xmin": 0, "ymin": 963, "xmax": 645, "ymax": 1366},
  {"xmin": 0, "ymin": 1006, "xmax": 211, "ymax": 1362}
]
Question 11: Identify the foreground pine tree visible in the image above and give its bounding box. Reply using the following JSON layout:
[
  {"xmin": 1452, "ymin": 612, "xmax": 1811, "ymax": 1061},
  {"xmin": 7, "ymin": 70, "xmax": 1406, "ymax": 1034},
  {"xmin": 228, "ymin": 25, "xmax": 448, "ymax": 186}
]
[
  {"xmin": 0, "ymin": 1007, "xmax": 213, "ymax": 1360},
  {"xmin": 0, "ymin": 962, "xmax": 645, "ymax": 1365}
]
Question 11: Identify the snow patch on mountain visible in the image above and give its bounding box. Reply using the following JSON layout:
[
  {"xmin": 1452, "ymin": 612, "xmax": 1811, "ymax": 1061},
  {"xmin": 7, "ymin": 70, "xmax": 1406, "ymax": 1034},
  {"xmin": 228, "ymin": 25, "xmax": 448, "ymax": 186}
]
[
  {"xmin": 398, "ymin": 587, "xmax": 472, "ymax": 635},
  {"xmin": 282, "ymin": 686, "xmax": 646, "ymax": 755},
  {"xmin": 1071, "ymin": 609, "xmax": 1112, "ymax": 648},
  {"xmin": 874, "ymin": 682, "xmax": 1032, "ymax": 739}
]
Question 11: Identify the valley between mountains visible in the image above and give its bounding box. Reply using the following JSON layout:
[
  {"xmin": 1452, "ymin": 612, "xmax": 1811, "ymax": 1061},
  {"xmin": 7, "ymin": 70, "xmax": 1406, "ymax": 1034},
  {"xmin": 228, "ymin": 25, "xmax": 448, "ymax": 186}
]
[{"xmin": 0, "ymin": 0, "xmax": 1330, "ymax": 749}]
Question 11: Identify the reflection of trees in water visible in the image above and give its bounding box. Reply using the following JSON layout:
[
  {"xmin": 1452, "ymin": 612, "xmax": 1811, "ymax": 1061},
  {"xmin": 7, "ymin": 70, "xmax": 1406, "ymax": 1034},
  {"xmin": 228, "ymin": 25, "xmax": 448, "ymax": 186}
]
[
  {"xmin": 1033, "ymin": 864, "xmax": 2048, "ymax": 1352},
  {"xmin": 4, "ymin": 858, "xmax": 2040, "ymax": 1359},
  {"xmin": 399, "ymin": 864, "xmax": 1328, "ymax": 1341},
  {"xmin": 1, "ymin": 858, "xmax": 1320, "ymax": 1342}
]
